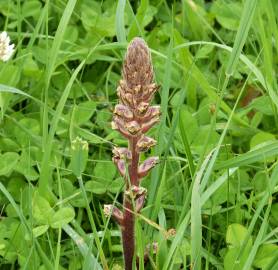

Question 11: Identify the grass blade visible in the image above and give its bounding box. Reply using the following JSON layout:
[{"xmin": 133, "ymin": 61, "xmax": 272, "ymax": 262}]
[
  {"xmin": 63, "ymin": 224, "xmax": 103, "ymax": 270},
  {"xmin": 215, "ymin": 141, "xmax": 278, "ymax": 170},
  {"xmin": 116, "ymin": 0, "xmax": 126, "ymax": 43},
  {"xmin": 191, "ymin": 166, "xmax": 202, "ymax": 270},
  {"xmin": 39, "ymin": 59, "xmax": 86, "ymax": 194},
  {"xmin": 146, "ymin": 29, "xmax": 173, "ymax": 224},
  {"xmin": 226, "ymin": 0, "xmax": 258, "ymax": 76}
]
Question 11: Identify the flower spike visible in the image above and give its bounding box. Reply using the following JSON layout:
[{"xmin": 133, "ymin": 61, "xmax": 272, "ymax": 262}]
[{"xmin": 109, "ymin": 37, "xmax": 160, "ymax": 270}]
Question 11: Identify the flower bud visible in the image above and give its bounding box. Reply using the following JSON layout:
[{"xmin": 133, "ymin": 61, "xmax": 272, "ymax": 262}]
[
  {"xmin": 104, "ymin": 204, "xmax": 123, "ymax": 225},
  {"xmin": 117, "ymin": 85, "xmax": 134, "ymax": 106},
  {"xmin": 111, "ymin": 121, "xmax": 118, "ymax": 130},
  {"xmin": 142, "ymin": 106, "xmax": 160, "ymax": 121},
  {"xmin": 148, "ymin": 106, "xmax": 161, "ymax": 117},
  {"xmin": 113, "ymin": 159, "xmax": 127, "ymax": 176},
  {"xmin": 148, "ymin": 83, "xmax": 159, "ymax": 96},
  {"xmin": 141, "ymin": 83, "xmax": 159, "ymax": 101},
  {"xmin": 135, "ymin": 193, "xmax": 146, "ymax": 213},
  {"xmin": 136, "ymin": 136, "xmax": 157, "ymax": 152},
  {"xmin": 138, "ymin": 156, "xmax": 159, "ymax": 178},
  {"xmin": 112, "ymin": 117, "xmax": 131, "ymax": 138},
  {"xmin": 114, "ymin": 104, "xmax": 133, "ymax": 119},
  {"xmin": 134, "ymin": 84, "xmax": 142, "ymax": 95},
  {"xmin": 112, "ymin": 147, "xmax": 132, "ymax": 161},
  {"xmin": 137, "ymin": 102, "xmax": 149, "ymax": 115},
  {"xmin": 119, "ymin": 80, "xmax": 132, "ymax": 94},
  {"xmin": 122, "ymin": 93, "xmax": 133, "ymax": 106},
  {"xmin": 141, "ymin": 116, "xmax": 160, "ymax": 133},
  {"xmin": 125, "ymin": 121, "xmax": 141, "ymax": 135},
  {"xmin": 104, "ymin": 204, "xmax": 113, "ymax": 217},
  {"xmin": 145, "ymin": 242, "xmax": 158, "ymax": 254},
  {"xmin": 71, "ymin": 137, "xmax": 88, "ymax": 177},
  {"xmin": 166, "ymin": 228, "xmax": 176, "ymax": 239},
  {"xmin": 125, "ymin": 185, "xmax": 147, "ymax": 200}
]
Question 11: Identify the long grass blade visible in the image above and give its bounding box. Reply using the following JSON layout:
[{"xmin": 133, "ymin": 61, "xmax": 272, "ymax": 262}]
[
  {"xmin": 226, "ymin": 0, "xmax": 258, "ymax": 76},
  {"xmin": 116, "ymin": 0, "xmax": 126, "ymax": 43}
]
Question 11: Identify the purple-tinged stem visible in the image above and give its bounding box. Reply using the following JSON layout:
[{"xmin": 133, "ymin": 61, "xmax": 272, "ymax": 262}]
[
  {"xmin": 122, "ymin": 136, "xmax": 139, "ymax": 269},
  {"xmin": 122, "ymin": 198, "xmax": 135, "ymax": 270}
]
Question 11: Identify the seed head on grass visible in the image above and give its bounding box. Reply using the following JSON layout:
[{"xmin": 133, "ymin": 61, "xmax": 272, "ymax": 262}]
[{"xmin": 106, "ymin": 37, "xmax": 160, "ymax": 269}]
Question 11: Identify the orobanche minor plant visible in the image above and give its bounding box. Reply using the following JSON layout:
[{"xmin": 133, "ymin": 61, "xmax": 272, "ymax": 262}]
[{"xmin": 104, "ymin": 37, "xmax": 160, "ymax": 269}]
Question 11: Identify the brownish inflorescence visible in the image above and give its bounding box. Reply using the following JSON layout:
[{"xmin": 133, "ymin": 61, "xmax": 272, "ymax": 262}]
[{"xmin": 104, "ymin": 37, "xmax": 160, "ymax": 269}]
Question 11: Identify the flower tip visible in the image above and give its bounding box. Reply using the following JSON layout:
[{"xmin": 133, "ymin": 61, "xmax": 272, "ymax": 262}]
[{"xmin": 129, "ymin": 37, "xmax": 146, "ymax": 46}]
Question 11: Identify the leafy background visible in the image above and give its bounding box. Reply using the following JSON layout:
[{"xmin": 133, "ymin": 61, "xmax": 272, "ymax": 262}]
[{"xmin": 0, "ymin": 0, "xmax": 277, "ymax": 269}]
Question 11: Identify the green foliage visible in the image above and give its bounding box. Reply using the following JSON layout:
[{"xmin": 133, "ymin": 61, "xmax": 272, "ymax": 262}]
[{"xmin": 0, "ymin": 0, "xmax": 277, "ymax": 269}]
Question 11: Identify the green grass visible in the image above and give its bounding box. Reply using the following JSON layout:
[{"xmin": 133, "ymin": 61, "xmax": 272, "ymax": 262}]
[{"xmin": 0, "ymin": 0, "xmax": 277, "ymax": 269}]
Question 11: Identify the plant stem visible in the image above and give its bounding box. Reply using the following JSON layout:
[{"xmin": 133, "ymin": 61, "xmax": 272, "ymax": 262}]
[
  {"xmin": 122, "ymin": 136, "xmax": 139, "ymax": 269},
  {"xmin": 129, "ymin": 137, "xmax": 139, "ymax": 186},
  {"xmin": 122, "ymin": 198, "xmax": 135, "ymax": 270}
]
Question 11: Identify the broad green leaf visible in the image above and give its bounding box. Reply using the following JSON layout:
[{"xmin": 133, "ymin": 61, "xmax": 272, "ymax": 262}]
[
  {"xmin": 72, "ymin": 101, "xmax": 96, "ymax": 125},
  {"xmin": 250, "ymin": 132, "xmax": 276, "ymax": 150},
  {"xmin": 93, "ymin": 161, "xmax": 116, "ymax": 181},
  {"xmin": 0, "ymin": 64, "xmax": 21, "ymax": 115},
  {"xmin": 85, "ymin": 180, "xmax": 107, "ymax": 194},
  {"xmin": 50, "ymin": 207, "xmax": 75, "ymax": 228},
  {"xmin": 195, "ymin": 45, "xmax": 214, "ymax": 59},
  {"xmin": 32, "ymin": 192, "xmax": 54, "ymax": 225},
  {"xmin": 178, "ymin": 106, "xmax": 198, "ymax": 144},
  {"xmin": 226, "ymin": 224, "xmax": 251, "ymax": 247},
  {"xmin": 7, "ymin": 177, "xmax": 27, "ymax": 202},
  {"xmin": 0, "ymin": 152, "xmax": 19, "ymax": 176},
  {"xmin": 107, "ymin": 178, "xmax": 124, "ymax": 193},
  {"xmin": 224, "ymin": 224, "xmax": 253, "ymax": 270},
  {"xmin": 15, "ymin": 151, "xmax": 39, "ymax": 181},
  {"xmin": 211, "ymin": 1, "xmax": 242, "ymax": 30},
  {"xmin": 13, "ymin": 118, "xmax": 40, "ymax": 147},
  {"xmin": 22, "ymin": 53, "xmax": 42, "ymax": 78},
  {"xmin": 81, "ymin": 0, "xmax": 116, "ymax": 37},
  {"xmin": 22, "ymin": 0, "xmax": 42, "ymax": 18},
  {"xmin": 253, "ymin": 244, "xmax": 278, "ymax": 269},
  {"xmin": 5, "ymin": 203, "xmax": 18, "ymax": 217},
  {"xmin": 249, "ymin": 96, "xmax": 274, "ymax": 116},
  {"xmin": 32, "ymin": 225, "xmax": 49, "ymax": 238},
  {"xmin": 252, "ymin": 171, "xmax": 268, "ymax": 193},
  {"xmin": 0, "ymin": 137, "xmax": 19, "ymax": 152}
]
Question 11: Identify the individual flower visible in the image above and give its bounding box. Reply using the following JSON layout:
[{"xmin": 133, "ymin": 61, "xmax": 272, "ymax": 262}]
[{"xmin": 0, "ymin": 31, "xmax": 14, "ymax": 62}]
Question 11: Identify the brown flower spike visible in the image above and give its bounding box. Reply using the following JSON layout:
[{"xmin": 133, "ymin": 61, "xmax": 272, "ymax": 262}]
[{"xmin": 108, "ymin": 37, "xmax": 160, "ymax": 269}]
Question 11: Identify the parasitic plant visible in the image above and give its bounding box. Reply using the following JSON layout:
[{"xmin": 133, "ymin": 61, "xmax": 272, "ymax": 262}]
[{"xmin": 104, "ymin": 37, "xmax": 160, "ymax": 269}]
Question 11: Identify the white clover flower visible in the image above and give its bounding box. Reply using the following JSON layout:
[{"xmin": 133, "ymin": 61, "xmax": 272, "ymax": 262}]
[{"xmin": 0, "ymin": 31, "xmax": 14, "ymax": 62}]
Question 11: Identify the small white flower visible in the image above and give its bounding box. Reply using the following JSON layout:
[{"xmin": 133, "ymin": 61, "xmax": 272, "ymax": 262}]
[{"xmin": 0, "ymin": 31, "xmax": 14, "ymax": 62}]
